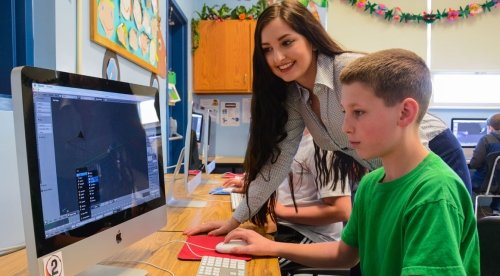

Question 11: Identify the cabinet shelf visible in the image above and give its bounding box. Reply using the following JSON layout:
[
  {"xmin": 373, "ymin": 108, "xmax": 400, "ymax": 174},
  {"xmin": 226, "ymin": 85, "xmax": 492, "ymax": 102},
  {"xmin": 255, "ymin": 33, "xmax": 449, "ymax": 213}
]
[{"xmin": 193, "ymin": 20, "xmax": 255, "ymax": 93}]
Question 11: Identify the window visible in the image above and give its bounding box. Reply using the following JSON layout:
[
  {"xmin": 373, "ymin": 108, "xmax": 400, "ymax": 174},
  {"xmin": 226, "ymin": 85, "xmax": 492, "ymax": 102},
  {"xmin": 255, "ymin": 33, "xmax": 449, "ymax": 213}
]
[{"xmin": 431, "ymin": 73, "xmax": 500, "ymax": 108}]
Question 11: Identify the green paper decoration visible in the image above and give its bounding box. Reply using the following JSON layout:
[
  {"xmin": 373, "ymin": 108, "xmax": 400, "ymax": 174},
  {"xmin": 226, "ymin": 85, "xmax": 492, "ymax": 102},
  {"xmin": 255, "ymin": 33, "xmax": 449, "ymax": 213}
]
[{"xmin": 345, "ymin": 0, "xmax": 500, "ymax": 24}]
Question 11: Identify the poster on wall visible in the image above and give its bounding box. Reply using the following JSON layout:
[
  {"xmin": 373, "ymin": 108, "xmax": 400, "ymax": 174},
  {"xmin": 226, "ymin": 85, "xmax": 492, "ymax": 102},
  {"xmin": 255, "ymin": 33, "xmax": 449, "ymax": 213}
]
[
  {"xmin": 221, "ymin": 102, "xmax": 241, "ymax": 127},
  {"xmin": 90, "ymin": 0, "xmax": 166, "ymax": 76}
]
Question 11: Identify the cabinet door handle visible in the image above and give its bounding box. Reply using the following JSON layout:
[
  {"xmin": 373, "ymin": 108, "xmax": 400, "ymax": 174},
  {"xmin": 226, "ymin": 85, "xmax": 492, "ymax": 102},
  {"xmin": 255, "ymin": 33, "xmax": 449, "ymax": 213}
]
[{"xmin": 244, "ymin": 74, "xmax": 247, "ymax": 84}]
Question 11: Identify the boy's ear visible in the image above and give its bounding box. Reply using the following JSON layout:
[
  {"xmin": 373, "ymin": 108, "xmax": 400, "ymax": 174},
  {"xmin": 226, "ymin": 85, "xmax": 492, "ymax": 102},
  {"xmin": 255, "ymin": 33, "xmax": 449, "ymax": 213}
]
[{"xmin": 398, "ymin": 98, "xmax": 419, "ymax": 127}]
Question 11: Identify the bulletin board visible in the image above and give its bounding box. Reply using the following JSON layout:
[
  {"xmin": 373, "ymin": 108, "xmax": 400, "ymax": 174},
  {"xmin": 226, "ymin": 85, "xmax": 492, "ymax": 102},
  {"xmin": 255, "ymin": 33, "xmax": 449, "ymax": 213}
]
[{"xmin": 90, "ymin": 0, "xmax": 161, "ymax": 74}]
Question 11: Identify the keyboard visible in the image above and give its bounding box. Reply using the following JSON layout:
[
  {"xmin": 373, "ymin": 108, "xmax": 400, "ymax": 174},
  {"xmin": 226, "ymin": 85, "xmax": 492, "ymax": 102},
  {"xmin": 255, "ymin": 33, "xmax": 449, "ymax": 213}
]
[
  {"xmin": 230, "ymin": 192, "xmax": 244, "ymax": 211},
  {"xmin": 196, "ymin": 256, "xmax": 246, "ymax": 276}
]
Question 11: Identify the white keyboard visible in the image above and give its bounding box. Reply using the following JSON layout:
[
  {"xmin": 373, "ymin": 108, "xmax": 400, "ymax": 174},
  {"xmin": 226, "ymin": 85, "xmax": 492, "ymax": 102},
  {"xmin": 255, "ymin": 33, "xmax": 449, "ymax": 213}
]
[
  {"xmin": 196, "ymin": 256, "xmax": 246, "ymax": 276},
  {"xmin": 230, "ymin": 192, "xmax": 244, "ymax": 211}
]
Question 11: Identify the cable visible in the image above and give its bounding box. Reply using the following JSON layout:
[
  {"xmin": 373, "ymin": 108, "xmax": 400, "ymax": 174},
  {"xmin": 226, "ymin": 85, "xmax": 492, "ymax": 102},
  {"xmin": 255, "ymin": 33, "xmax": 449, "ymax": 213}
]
[{"xmin": 0, "ymin": 244, "xmax": 26, "ymax": 256}]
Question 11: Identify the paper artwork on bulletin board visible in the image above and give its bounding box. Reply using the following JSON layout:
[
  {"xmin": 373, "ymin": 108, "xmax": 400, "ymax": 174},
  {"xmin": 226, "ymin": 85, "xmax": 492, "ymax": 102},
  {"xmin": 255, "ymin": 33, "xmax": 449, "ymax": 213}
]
[
  {"xmin": 168, "ymin": 83, "xmax": 180, "ymax": 105},
  {"xmin": 199, "ymin": 99, "xmax": 220, "ymax": 124},
  {"xmin": 90, "ymin": 0, "xmax": 165, "ymax": 76},
  {"xmin": 221, "ymin": 102, "xmax": 240, "ymax": 127}
]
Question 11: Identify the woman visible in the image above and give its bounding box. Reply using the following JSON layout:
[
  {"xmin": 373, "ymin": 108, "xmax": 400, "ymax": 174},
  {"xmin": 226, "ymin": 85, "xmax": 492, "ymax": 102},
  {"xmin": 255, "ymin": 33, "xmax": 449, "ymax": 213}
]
[{"xmin": 184, "ymin": 0, "xmax": 470, "ymax": 236}]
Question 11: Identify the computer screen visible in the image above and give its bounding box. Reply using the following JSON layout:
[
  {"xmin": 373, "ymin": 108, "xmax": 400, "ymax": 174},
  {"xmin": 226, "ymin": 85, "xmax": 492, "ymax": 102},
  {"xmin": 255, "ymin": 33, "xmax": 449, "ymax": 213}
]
[
  {"xmin": 11, "ymin": 66, "xmax": 166, "ymax": 275},
  {"xmin": 191, "ymin": 112, "xmax": 203, "ymax": 143},
  {"xmin": 451, "ymin": 118, "xmax": 488, "ymax": 148}
]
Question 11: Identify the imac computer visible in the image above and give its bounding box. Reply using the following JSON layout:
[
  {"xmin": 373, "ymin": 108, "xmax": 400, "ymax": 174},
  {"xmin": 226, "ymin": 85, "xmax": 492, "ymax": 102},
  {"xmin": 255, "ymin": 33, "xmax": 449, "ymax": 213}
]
[
  {"xmin": 166, "ymin": 102, "xmax": 206, "ymax": 208},
  {"xmin": 451, "ymin": 118, "xmax": 487, "ymax": 148},
  {"xmin": 11, "ymin": 66, "xmax": 166, "ymax": 275}
]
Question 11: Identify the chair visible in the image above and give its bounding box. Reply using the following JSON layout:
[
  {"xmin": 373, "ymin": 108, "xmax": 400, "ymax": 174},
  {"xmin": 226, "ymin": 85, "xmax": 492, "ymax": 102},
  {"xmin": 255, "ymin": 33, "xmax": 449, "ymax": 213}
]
[
  {"xmin": 477, "ymin": 216, "xmax": 500, "ymax": 276},
  {"xmin": 474, "ymin": 151, "xmax": 500, "ymax": 217}
]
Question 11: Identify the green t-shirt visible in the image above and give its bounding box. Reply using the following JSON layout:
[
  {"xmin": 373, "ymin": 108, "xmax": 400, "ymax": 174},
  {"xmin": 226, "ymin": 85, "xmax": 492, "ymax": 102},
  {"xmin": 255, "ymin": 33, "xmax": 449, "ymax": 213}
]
[{"xmin": 342, "ymin": 152, "xmax": 480, "ymax": 276}]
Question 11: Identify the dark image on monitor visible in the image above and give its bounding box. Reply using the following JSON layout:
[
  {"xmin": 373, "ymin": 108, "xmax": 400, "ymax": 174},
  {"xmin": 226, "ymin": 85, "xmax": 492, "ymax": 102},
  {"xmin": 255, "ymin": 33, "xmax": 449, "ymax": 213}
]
[
  {"xmin": 191, "ymin": 112, "xmax": 203, "ymax": 142},
  {"xmin": 451, "ymin": 118, "xmax": 487, "ymax": 148}
]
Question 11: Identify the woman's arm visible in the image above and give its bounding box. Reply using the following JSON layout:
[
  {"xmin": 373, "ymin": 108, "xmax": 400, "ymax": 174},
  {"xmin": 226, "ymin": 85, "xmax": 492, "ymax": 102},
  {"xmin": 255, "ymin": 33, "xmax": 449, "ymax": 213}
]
[
  {"xmin": 184, "ymin": 102, "xmax": 305, "ymax": 236},
  {"xmin": 274, "ymin": 196, "xmax": 351, "ymax": 225}
]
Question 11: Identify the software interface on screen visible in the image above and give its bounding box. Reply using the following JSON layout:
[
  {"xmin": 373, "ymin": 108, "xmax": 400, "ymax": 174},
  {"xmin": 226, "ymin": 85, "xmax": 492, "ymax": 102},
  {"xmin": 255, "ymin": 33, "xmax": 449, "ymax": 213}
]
[
  {"xmin": 32, "ymin": 83, "xmax": 162, "ymax": 239},
  {"xmin": 451, "ymin": 118, "xmax": 487, "ymax": 147}
]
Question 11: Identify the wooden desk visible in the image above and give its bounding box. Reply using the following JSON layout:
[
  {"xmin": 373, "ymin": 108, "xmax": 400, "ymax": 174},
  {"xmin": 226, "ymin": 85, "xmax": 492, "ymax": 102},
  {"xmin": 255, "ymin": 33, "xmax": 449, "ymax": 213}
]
[
  {"xmin": 0, "ymin": 174, "xmax": 279, "ymax": 275},
  {"xmin": 215, "ymin": 156, "xmax": 244, "ymax": 173},
  {"xmin": 0, "ymin": 232, "xmax": 278, "ymax": 276},
  {"xmin": 163, "ymin": 174, "xmax": 231, "ymax": 231},
  {"xmin": 163, "ymin": 174, "xmax": 275, "ymax": 233}
]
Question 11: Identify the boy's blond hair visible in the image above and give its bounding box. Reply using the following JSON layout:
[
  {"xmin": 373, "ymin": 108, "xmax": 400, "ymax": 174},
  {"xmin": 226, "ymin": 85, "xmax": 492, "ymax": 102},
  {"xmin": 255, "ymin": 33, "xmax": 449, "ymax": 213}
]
[{"xmin": 339, "ymin": 48, "xmax": 431, "ymax": 123}]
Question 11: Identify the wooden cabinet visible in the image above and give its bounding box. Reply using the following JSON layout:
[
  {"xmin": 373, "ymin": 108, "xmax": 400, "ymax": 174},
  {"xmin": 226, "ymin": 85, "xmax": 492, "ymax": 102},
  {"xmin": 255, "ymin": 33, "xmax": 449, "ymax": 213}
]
[{"xmin": 193, "ymin": 20, "xmax": 256, "ymax": 93}]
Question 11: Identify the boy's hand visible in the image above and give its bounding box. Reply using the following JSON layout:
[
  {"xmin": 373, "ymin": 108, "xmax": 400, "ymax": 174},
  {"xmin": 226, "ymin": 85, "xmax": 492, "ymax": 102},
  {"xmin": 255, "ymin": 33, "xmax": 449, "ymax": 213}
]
[{"xmin": 223, "ymin": 228, "xmax": 277, "ymax": 256}]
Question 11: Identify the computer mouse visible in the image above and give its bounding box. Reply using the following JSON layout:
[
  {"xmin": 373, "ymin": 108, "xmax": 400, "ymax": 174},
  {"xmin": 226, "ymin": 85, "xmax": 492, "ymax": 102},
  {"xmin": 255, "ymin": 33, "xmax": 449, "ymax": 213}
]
[{"xmin": 215, "ymin": 239, "xmax": 248, "ymax": 253}]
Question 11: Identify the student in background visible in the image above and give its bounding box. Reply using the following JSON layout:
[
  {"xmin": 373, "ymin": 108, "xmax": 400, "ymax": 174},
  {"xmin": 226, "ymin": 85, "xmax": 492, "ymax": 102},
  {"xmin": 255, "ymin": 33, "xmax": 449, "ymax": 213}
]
[
  {"xmin": 184, "ymin": 0, "xmax": 471, "ymax": 238},
  {"xmin": 470, "ymin": 113, "xmax": 500, "ymax": 215},
  {"xmin": 224, "ymin": 129, "xmax": 358, "ymax": 275},
  {"xmin": 222, "ymin": 48, "xmax": 480, "ymax": 275}
]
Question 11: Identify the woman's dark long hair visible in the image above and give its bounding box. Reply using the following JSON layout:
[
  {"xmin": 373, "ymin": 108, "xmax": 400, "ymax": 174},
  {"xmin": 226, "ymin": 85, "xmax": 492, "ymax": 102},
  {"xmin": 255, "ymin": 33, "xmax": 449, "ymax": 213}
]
[
  {"xmin": 285, "ymin": 147, "xmax": 367, "ymax": 215},
  {"xmin": 244, "ymin": 1, "xmax": 351, "ymax": 227}
]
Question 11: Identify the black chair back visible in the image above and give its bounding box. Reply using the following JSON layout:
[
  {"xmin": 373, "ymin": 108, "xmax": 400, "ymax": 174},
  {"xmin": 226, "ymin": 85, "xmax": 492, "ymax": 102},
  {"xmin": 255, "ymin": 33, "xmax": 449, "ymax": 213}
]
[
  {"xmin": 484, "ymin": 151, "xmax": 500, "ymax": 193},
  {"xmin": 478, "ymin": 216, "xmax": 500, "ymax": 276}
]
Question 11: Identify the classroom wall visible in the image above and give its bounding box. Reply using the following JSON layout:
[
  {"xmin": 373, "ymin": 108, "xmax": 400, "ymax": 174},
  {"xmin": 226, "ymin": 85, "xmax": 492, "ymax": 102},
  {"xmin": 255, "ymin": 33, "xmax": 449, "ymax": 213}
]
[
  {"xmin": 328, "ymin": 1, "xmax": 499, "ymax": 125},
  {"xmin": 33, "ymin": 1, "xmax": 166, "ymax": 91}
]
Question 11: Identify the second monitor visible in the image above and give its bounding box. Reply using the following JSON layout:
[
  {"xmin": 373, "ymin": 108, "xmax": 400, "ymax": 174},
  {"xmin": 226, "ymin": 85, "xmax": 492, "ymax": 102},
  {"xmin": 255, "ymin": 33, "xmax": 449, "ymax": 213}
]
[{"xmin": 451, "ymin": 118, "xmax": 487, "ymax": 148}]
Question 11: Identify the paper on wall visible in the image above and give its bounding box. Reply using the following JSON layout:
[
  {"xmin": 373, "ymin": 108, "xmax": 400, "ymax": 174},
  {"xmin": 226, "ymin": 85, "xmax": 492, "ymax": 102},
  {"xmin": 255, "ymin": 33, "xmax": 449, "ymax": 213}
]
[{"xmin": 221, "ymin": 101, "xmax": 240, "ymax": 127}]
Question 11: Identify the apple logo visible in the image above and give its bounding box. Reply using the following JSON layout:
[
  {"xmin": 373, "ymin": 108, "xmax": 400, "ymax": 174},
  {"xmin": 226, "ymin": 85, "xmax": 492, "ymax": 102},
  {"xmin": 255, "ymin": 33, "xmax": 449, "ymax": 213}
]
[{"xmin": 116, "ymin": 230, "xmax": 122, "ymax": 244}]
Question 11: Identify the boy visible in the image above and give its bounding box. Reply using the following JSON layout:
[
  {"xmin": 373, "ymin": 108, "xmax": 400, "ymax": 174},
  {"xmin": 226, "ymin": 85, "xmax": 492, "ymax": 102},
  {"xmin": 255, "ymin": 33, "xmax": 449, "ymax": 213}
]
[
  {"xmin": 223, "ymin": 48, "xmax": 480, "ymax": 275},
  {"xmin": 470, "ymin": 113, "xmax": 500, "ymax": 214}
]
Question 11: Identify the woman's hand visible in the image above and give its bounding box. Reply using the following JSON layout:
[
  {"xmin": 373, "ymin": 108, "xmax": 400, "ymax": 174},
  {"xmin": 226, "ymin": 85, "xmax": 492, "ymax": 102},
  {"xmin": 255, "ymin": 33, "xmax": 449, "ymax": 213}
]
[
  {"xmin": 223, "ymin": 228, "xmax": 278, "ymax": 257},
  {"xmin": 183, "ymin": 218, "xmax": 241, "ymax": 236},
  {"xmin": 222, "ymin": 178, "xmax": 244, "ymax": 193}
]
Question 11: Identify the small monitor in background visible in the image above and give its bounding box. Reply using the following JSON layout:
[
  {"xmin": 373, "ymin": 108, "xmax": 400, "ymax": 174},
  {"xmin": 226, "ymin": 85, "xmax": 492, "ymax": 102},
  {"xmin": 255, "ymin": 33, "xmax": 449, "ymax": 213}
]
[
  {"xmin": 191, "ymin": 111, "xmax": 203, "ymax": 143},
  {"xmin": 11, "ymin": 66, "xmax": 166, "ymax": 275},
  {"xmin": 451, "ymin": 118, "xmax": 488, "ymax": 148}
]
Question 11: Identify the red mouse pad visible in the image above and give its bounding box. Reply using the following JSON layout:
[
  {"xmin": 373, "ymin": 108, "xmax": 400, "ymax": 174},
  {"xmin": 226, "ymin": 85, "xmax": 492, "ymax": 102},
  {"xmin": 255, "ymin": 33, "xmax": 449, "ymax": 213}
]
[{"xmin": 177, "ymin": 235, "xmax": 251, "ymax": 261}]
